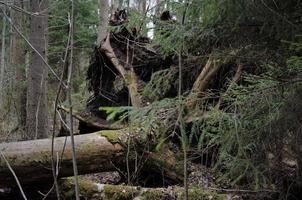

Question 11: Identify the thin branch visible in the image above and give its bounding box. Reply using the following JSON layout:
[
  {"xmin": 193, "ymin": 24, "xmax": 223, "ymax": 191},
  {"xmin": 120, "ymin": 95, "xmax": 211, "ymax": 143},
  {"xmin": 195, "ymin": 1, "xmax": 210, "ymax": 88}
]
[
  {"xmin": 67, "ymin": 0, "xmax": 80, "ymax": 198},
  {"xmin": 0, "ymin": 1, "xmax": 40, "ymax": 16},
  {"xmin": 0, "ymin": 151, "xmax": 28, "ymax": 200},
  {"xmin": 49, "ymin": 9, "xmax": 72, "ymax": 199},
  {"xmin": 178, "ymin": 2, "xmax": 189, "ymax": 200}
]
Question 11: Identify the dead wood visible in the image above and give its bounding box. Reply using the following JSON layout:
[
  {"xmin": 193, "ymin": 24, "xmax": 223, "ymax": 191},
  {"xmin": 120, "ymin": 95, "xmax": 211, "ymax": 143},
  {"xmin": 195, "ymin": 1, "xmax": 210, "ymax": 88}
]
[
  {"xmin": 187, "ymin": 50, "xmax": 239, "ymax": 108},
  {"xmin": 101, "ymin": 34, "xmax": 142, "ymax": 107},
  {"xmin": 58, "ymin": 106, "xmax": 125, "ymax": 132},
  {"xmin": 61, "ymin": 178, "xmax": 228, "ymax": 200},
  {"xmin": 0, "ymin": 130, "xmax": 182, "ymax": 187}
]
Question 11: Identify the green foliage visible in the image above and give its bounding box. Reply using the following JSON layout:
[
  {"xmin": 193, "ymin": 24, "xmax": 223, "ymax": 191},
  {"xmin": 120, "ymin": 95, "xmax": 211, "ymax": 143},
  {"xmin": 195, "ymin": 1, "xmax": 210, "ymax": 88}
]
[
  {"xmin": 60, "ymin": 81, "xmax": 90, "ymax": 111},
  {"xmin": 152, "ymin": 0, "xmax": 302, "ymax": 57},
  {"xmin": 46, "ymin": 0, "xmax": 302, "ymax": 194},
  {"xmin": 99, "ymin": 106, "xmax": 131, "ymax": 122},
  {"xmin": 109, "ymin": 9, "xmax": 149, "ymax": 36},
  {"xmin": 142, "ymin": 68, "xmax": 178, "ymax": 101},
  {"xmin": 48, "ymin": 0, "xmax": 98, "ymax": 69},
  {"xmin": 129, "ymin": 98, "xmax": 179, "ymax": 142},
  {"xmin": 190, "ymin": 51, "xmax": 302, "ymax": 189}
]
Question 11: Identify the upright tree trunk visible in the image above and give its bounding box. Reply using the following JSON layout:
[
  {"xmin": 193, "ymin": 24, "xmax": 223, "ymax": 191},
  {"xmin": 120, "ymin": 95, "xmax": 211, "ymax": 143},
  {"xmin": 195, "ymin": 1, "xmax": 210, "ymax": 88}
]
[
  {"xmin": 0, "ymin": 3, "xmax": 6, "ymax": 111},
  {"xmin": 26, "ymin": 0, "xmax": 49, "ymax": 139},
  {"xmin": 97, "ymin": 0, "xmax": 109, "ymax": 46},
  {"xmin": 11, "ymin": 0, "xmax": 26, "ymax": 128},
  {"xmin": 119, "ymin": 0, "xmax": 124, "ymax": 8},
  {"xmin": 155, "ymin": 0, "xmax": 163, "ymax": 16},
  {"xmin": 137, "ymin": 0, "xmax": 146, "ymax": 13},
  {"xmin": 111, "ymin": 0, "xmax": 121, "ymax": 12}
]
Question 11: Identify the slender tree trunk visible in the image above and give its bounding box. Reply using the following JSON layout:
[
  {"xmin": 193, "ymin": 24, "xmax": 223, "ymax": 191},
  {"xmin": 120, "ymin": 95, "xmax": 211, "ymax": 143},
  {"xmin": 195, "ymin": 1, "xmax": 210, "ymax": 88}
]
[
  {"xmin": 137, "ymin": 0, "xmax": 146, "ymax": 13},
  {"xmin": 11, "ymin": 0, "xmax": 26, "ymax": 128},
  {"xmin": 112, "ymin": 0, "xmax": 120, "ymax": 12},
  {"xmin": 0, "ymin": 3, "xmax": 6, "ymax": 111},
  {"xmin": 97, "ymin": 0, "xmax": 109, "ymax": 46},
  {"xmin": 155, "ymin": 0, "xmax": 163, "ymax": 16},
  {"xmin": 119, "ymin": 0, "xmax": 124, "ymax": 8},
  {"xmin": 26, "ymin": 0, "xmax": 49, "ymax": 139}
]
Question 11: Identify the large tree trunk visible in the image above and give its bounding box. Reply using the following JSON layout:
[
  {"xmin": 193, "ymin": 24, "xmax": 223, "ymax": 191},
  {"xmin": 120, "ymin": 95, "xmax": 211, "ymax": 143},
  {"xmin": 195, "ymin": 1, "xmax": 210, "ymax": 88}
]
[
  {"xmin": 0, "ymin": 130, "xmax": 183, "ymax": 187},
  {"xmin": 97, "ymin": 0, "xmax": 109, "ymax": 46},
  {"xmin": 61, "ymin": 179, "xmax": 228, "ymax": 200},
  {"xmin": 26, "ymin": 0, "xmax": 49, "ymax": 139},
  {"xmin": 11, "ymin": 0, "xmax": 27, "ymax": 128}
]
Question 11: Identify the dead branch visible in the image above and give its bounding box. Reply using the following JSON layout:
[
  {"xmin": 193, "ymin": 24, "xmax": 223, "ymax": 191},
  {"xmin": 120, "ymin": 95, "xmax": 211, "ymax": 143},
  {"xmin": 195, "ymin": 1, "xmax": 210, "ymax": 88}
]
[
  {"xmin": 58, "ymin": 106, "xmax": 125, "ymax": 131},
  {"xmin": 216, "ymin": 64, "xmax": 243, "ymax": 109},
  {"xmin": 101, "ymin": 34, "xmax": 142, "ymax": 107}
]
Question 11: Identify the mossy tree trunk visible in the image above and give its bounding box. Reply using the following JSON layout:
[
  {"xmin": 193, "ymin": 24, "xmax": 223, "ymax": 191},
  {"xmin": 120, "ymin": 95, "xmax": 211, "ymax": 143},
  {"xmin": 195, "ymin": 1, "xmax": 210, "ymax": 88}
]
[
  {"xmin": 0, "ymin": 130, "xmax": 182, "ymax": 187},
  {"xmin": 61, "ymin": 178, "xmax": 228, "ymax": 200}
]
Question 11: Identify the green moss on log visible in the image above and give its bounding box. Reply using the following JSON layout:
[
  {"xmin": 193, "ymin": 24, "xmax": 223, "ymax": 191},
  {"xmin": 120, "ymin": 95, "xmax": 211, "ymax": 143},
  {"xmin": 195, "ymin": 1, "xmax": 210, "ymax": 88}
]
[
  {"xmin": 103, "ymin": 184, "xmax": 138, "ymax": 200},
  {"xmin": 141, "ymin": 189, "xmax": 166, "ymax": 200},
  {"xmin": 61, "ymin": 179, "xmax": 227, "ymax": 200},
  {"xmin": 186, "ymin": 187, "xmax": 226, "ymax": 200},
  {"xmin": 62, "ymin": 178, "xmax": 100, "ymax": 198},
  {"xmin": 97, "ymin": 130, "xmax": 124, "ymax": 143}
]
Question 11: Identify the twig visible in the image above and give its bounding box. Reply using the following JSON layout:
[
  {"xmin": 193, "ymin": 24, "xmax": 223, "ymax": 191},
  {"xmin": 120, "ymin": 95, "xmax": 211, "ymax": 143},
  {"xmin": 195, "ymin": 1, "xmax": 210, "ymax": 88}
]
[
  {"xmin": 56, "ymin": 109, "xmax": 71, "ymax": 131},
  {"xmin": 67, "ymin": 0, "xmax": 80, "ymax": 198},
  {"xmin": 177, "ymin": 1, "xmax": 189, "ymax": 200},
  {"xmin": 0, "ymin": 151, "xmax": 27, "ymax": 200},
  {"xmin": 0, "ymin": 1, "xmax": 41, "ymax": 16},
  {"xmin": 49, "ymin": 9, "xmax": 72, "ymax": 199}
]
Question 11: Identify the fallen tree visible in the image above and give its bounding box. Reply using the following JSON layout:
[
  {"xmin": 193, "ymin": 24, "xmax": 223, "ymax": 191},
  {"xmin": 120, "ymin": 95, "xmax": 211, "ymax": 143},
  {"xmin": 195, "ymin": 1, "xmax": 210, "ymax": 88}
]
[
  {"xmin": 61, "ymin": 178, "xmax": 228, "ymax": 200},
  {"xmin": 0, "ymin": 130, "xmax": 183, "ymax": 187}
]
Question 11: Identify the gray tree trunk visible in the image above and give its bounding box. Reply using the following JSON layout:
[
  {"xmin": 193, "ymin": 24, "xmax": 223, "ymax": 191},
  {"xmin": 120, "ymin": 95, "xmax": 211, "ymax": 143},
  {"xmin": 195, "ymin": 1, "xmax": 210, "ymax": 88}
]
[
  {"xmin": 0, "ymin": 3, "xmax": 6, "ymax": 111},
  {"xmin": 11, "ymin": 0, "xmax": 26, "ymax": 128},
  {"xmin": 137, "ymin": 0, "xmax": 146, "ymax": 13},
  {"xmin": 111, "ymin": 0, "xmax": 120, "ymax": 12},
  {"xmin": 97, "ymin": 0, "xmax": 109, "ymax": 46},
  {"xmin": 155, "ymin": 0, "xmax": 163, "ymax": 16},
  {"xmin": 26, "ymin": 0, "xmax": 49, "ymax": 139},
  {"xmin": 0, "ymin": 130, "xmax": 183, "ymax": 187}
]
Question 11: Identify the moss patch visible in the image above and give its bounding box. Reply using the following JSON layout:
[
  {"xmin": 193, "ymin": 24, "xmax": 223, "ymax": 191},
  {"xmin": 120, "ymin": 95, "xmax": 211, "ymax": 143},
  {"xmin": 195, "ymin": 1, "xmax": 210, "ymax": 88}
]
[
  {"xmin": 62, "ymin": 178, "xmax": 100, "ymax": 199},
  {"xmin": 103, "ymin": 184, "xmax": 138, "ymax": 200},
  {"xmin": 97, "ymin": 130, "xmax": 124, "ymax": 143}
]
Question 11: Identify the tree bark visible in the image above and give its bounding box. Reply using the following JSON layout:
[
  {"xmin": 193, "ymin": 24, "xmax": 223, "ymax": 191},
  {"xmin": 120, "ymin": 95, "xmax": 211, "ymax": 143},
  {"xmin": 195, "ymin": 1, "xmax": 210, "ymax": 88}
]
[
  {"xmin": 101, "ymin": 36, "xmax": 142, "ymax": 107},
  {"xmin": 11, "ymin": 0, "xmax": 27, "ymax": 128},
  {"xmin": 111, "ymin": 0, "xmax": 121, "ymax": 13},
  {"xmin": 187, "ymin": 51, "xmax": 239, "ymax": 108},
  {"xmin": 97, "ymin": 0, "xmax": 109, "ymax": 46},
  {"xmin": 26, "ymin": 0, "xmax": 49, "ymax": 139},
  {"xmin": 0, "ymin": 130, "xmax": 183, "ymax": 187},
  {"xmin": 61, "ymin": 179, "xmax": 228, "ymax": 200},
  {"xmin": 137, "ymin": 0, "xmax": 146, "ymax": 13},
  {"xmin": 155, "ymin": 0, "xmax": 164, "ymax": 16},
  {"xmin": 0, "ymin": 3, "xmax": 6, "ymax": 111},
  {"xmin": 58, "ymin": 106, "xmax": 125, "ymax": 131}
]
